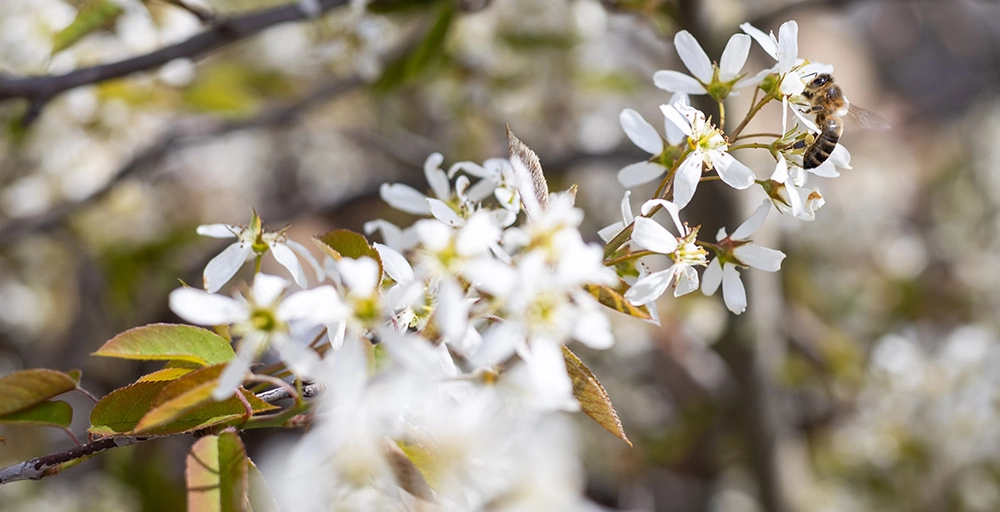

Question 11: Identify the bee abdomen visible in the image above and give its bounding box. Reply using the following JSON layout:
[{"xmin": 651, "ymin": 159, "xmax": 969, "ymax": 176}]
[{"xmin": 803, "ymin": 117, "xmax": 843, "ymax": 169}]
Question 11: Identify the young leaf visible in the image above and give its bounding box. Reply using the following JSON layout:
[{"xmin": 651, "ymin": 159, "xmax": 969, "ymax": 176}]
[
  {"xmin": 384, "ymin": 440, "xmax": 434, "ymax": 501},
  {"xmin": 562, "ymin": 345, "xmax": 631, "ymax": 446},
  {"xmin": 0, "ymin": 400, "xmax": 73, "ymax": 429},
  {"xmin": 507, "ymin": 127, "xmax": 549, "ymax": 219},
  {"xmin": 0, "ymin": 369, "xmax": 79, "ymax": 416},
  {"xmin": 93, "ymin": 324, "xmax": 236, "ymax": 367},
  {"xmin": 583, "ymin": 282, "xmax": 653, "ymax": 321},
  {"xmin": 137, "ymin": 367, "xmax": 195, "ymax": 382},
  {"xmin": 314, "ymin": 229, "xmax": 383, "ymax": 283},
  {"xmin": 186, "ymin": 429, "xmax": 249, "ymax": 512},
  {"xmin": 51, "ymin": 0, "xmax": 124, "ymax": 55},
  {"xmin": 133, "ymin": 365, "xmax": 230, "ymax": 433}
]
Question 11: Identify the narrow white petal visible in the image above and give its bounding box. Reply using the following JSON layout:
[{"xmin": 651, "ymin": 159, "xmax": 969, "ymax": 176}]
[
  {"xmin": 278, "ymin": 285, "xmax": 345, "ymax": 324},
  {"xmin": 624, "ymin": 267, "xmax": 674, "ymax": 305},
  {"xmin": 653, "ymin": 70, "xmax": 708, "ymax": 95},
  {"xmin": 617, "ymin": 161, "xmax": 667, "ymax": 188},
  {"xmin": 701, "ymin": 259, "xmax": 723, "ymax": 295},
  {"xmin": 740, "ymin": 22, "xmax": 777, "ymax": 60},
  {"xmin": 721, "ymin": 263, "xmax": 747, "ymax": 314},
  {"xmin": 338, "ymin": 257, "xmax": 380, "ymax": 296},
  {"xmin": 270, "ymin": 242, "xmax": 307, "ymax": 288},
  {"xmin": 673, "ymin": 265, "xmax": 700, "ymax": 297},
  {"xmin": 710, "ymin": 152, "xmax": 756, "ymax": 190},
  {"xmin": 671, "ymin": 153, "xmax": 703, "ymax": 210},
  {"xmin": 380, "ymin": 183, "xmax": 431, "ymax": 215},
  {"xmin": 212, "ymin": 338, "xmax": 260, "ymax": 400},
  {"xmin": 252, "ymin": 274, "xmax": 289, "ymax": 305},
  {"xmin": 170, "ymin": 288, "xmax": 247, "ymax": 325},
  {"xmin": 769, "ymin": 154, "xmax": 789, "ymax": 183},
  {"xmin": 284, "ymin": 239, "xmax": 324, "ymax": 283},
  {"xmin": 674, "ymin": 30, "xmax": 714, "ymax": 83},
  {"xmin": 523, "ymin": 339, "xmax": 578, "ymax": 411},
  {"xmin": 373, "ymin": 242, "xmax": 413, "ymax": 284},
  {"xmin": 447, "ymin": 160, "xmax": 491, "ymax": 179},
  {"xmin": 272, "ymin": 335, "xmax": 321, "ymax": 379},
  {"xmin": 732, "ymin": 200, "xmax": 772, "ymax": 240},
  {"xmin": 719, "ymin": 34, "xmax": 751, "ymax": 80},
  {"xmin": 620, "ymin": 109, "xmax": 664, "ymax": 155},
  {"xmin": 734, "ymin": 245, "xmax": 786, "ymax": 272},
  {"xmin": 456, "ymin": 212, "xmax": 501, "ymax": 257},
  {"xmin": 640, "ymin": 198, "xmax": 685, "ymax": 234},
  {"xmin": 465, "ymin": 177, "xmax": 497, "ymax": 202},
  {"xmin": 196, "ymin": 224, "xmax": 239, "ymax": 239},
  {"xmin": 659, "ymin": 103, "xmax": 694, "ymax": 137},
  {"xmin": 203, "ymin": 242, "xmax": 252, "ymax": 293},
  {"xmin": 597, "ymin": 222, "xmax": 625, "ymax": 244},
  {"xmin": 423, "ymin": 153, "xmax": 450, "ymax": 200},
  {"xmin": 437, "ymin": 279, "xmax": 469, "ymax": 342},
  {"xmin": 620, "ymin": 190, "xmax": 634, "ymax": 223},
  {"xmin": 777, "ymin": 21, "xmax": 798, "ymax": 73},
  {"xmin": 573, "ymin": 306, "xmax": 613, "ymax": 349},
  {"xmin": 327, "ymin": 320, "xmax": 347, "ymax": 350},
  {"xmin": 631, "ymin": 217, "xmax": 679, "ymax": 254},
  {"xmin": 428, "ymin": 198, "xmax": 463, "ymax": 227}
]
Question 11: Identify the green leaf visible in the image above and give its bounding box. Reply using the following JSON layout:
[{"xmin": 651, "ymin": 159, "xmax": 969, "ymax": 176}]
[
  {"xmin": 374, "ymin": 4, "xmax": 454, "ymax": 91},
  {"xmin": 583, "ymin": 282, "xmax": 652, "ymax": 321},
  {"xmin": 385, "ymin": 440, "xmax": 433, "ymax": 501},
  {"xmin": 134, "ymin": 365, "xmax": 237, "ymax": 433},
  {"xmin": 89, "ymin": 378, "xmax": 277, "ymax": 437},
  {"xmin": 0, "ymin": 400, "xmax": 73, "ymax": 429},
  {"xmin": 562, "ymin": 345, "xmax": 631, "ymax": 446},
  {"xmin": 51, "ymin": 0, "xmax": 124, "ymax": 55},
  {"xmin": 186, "ymin": 429, "xmax": 249, "ymax": 512},
  {"xmin": 138, "ymin": 367, "xmax": 194, "ymax": 382},
  {"xmin": 93, "ymin": 324, "xmax": 236, "ymax": 367},
  {"xmin": 314, "ymin": 229, "xmax": 383, "ymax": 284},
  {"xmin": 0, "ymin": 369, "xmax": 79, "ymax": 416}
]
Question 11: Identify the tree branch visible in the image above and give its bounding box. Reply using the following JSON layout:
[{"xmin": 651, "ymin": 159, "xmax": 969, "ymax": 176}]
[
  {"xmin": 0, "ymin": 436, "xmax": 147, "ymax": 484},
  {"xmin": 0, "ymin": 0, "xmax": 350, "ymax": 120},
  {"xmin": 0, "ymin": 76, "xmax": 363, "ymax": 245}
]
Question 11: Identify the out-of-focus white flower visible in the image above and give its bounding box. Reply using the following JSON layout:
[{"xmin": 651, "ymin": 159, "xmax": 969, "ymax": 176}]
[
  {"xmin": 654, "ymin": 30, "xmax": 754, "ymax": 100},
  {"xmin": 169, "ymin": 274, "xmax": 345, "ymax": 399},
  {"xmin": 701, "ymin": 200, "xmax": 786, "ymax": 314},
  {"xmin": 624, "ymin": 199, "xmax": 708, "ymax": 305},
  {"xmin": 380, "ymin": 152, "xmax": 475, "ymax": 227},
  {"xmin": 449, "ymin": 157, "xmax": 521, "ymax": 214},
  {"xmin": 661, "ymin": 102, "xmax": 755, "ymax": 209},
  {"xmin": 197, "ymin": 211, "xmax": 322, "ymax": 293}
]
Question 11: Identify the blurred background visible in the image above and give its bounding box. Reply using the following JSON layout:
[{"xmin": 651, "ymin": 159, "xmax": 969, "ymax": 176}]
[{"xmin": 2, "ymin": 0, "xmax": 1000, "ymax": 510}]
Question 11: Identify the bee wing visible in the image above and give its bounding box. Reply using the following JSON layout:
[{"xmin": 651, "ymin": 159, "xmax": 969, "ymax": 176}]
[{"xmin": 846, "ymin": 104, "xmax": 891, "ymax": 130}]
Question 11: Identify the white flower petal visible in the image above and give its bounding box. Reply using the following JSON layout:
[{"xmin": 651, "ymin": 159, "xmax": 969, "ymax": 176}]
[
  {"xmin": 272, "ymin": 334, "xmax": 322, "ymax": 378},
  {"xmin": 660, "ymin": 103, "xmax": 694, "ymax": 137},
  {"xmin": 380, "ymin": 183, "xmax": 431, "ymax": 215},
  {"xmin": 197, "ymin": 224, "xmax": 239, "ymax": 239},
  {"xmin": 701, "ymin": 259, "xmax": 722, "ymax": 295},
  {"xmin": 252, "ymin": 274, "xmax": 290, "ymax": 305},
  {"xmin": 777, "ymin": 21, "xmax": 798, "ymax": 73},
  {"xmin": 522, "ymin": 339, "xmax": 578, "ymax": 412},
  {"xmin": 284, "ymin": 239, "xmax": 324, "ymax": 283},
  {"xmin": 437, "ymin": 279, "xmax": 469, "ymax": 343},
  {"xmin": 617, "ymin": 161, "xmax": 667, "ymax": 188},
  {"xmin": 428, "ymin": 198, "xmax": 463, "ymax": 227},
  {"xmin": 338, "ymin": 257, "xmax": 380, "ymax": 296},
  {"xmin": 732, "ymin": 200, "xmax": 772, "ymax": 240},
  {"xmin": 625, "ymin": 267, "xmax": 675, "ymax": 305},
  {"xmin": 278, "ymin": 285, "xmax": 345, "ymax": 324},
  {"xmin": 671, "ymin": 153, "xmax": 704, "ymax": 210},
  {"xmin": 721, "ymin": 263, "xmax": 747, "ymax": 314},
  {"xmin": 710, "ymin": 152, "xmax": 756, "ymax": 190},
  {"xmin": 572, "ymin": 306, "xmax": 613, "ymax": 349},
  {"xmin": 640, "ymin": 198, "xmax": 684, "ymax": 234},
  {"xmin": 203, "ymin": 242, "xmax": 252, "ymax": 293},
  {"xmin": 740, "ymin": 22, "xmax": 777, "ymax": 60},
  {"xmin": 631, "ymin": 217, "xmax": 679, "ymax": 254},
  {"xmin": 447, "ymin": 160, "xmax": 490, "ymax": 179},
  {"xmin": 270, "ymin": 241, "xmax": 307, "ymax": 288},
  {"xmin": 423, "ymin": 152, "xmax": 450, "ymax": 200},
  {"xmin": 673, "ymin": 265, "xmax": 700, "ymax": 297},
  {"xmin": 653, "ymin": 70, "xmax": 708, "ymax": 95},
  {"xmin": 674, "ymin": 30, "xmax": 713, "ymax": 83},
  {"xmin": 719, "ymin": 34, "xmax": 751, "ymax": 81},
  {"xmin": 456, "ymin": 212, "xmax": 501, "ymax": 257},
  {"xmin": 734, "ymin": 245, "xmax": 786, "ymax": 272},
  {"xmin": 170, "ymin": 288, "xmax": 247, "ymax": 325},
  {"xmin": 769, "ymin": 154, "xmax": 789, "ymax": 183},
  {"xmin": 373, "ymin": 242, "xmax": 413, "ymax": 284},
  {"xmin": 619, "ymin": 109, "xmax": 664, "ymax": 155},
  {"xmin": 212, "ymin": 334, "xmax": 264, "ymax": 401}
]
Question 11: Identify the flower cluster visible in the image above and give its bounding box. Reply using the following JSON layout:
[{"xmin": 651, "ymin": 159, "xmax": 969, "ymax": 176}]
[
  {"xmin": 159, "ymin": 18, "xmax": 879, "ymax": 510},
  {"xmin": 609, "ymin": 20, "xmax": 884, "ymax": 314}
]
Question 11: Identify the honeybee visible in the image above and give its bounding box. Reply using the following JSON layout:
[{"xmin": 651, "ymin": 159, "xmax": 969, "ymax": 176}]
[{"xmin": 800, "ymin": 73, "xmax": 890, "ymax": 169}]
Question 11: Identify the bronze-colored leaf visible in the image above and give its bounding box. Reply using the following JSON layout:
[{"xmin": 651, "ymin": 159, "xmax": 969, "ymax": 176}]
[
  {"xmin": 384, "ymin": 439, "xmax": 435, "ymax": 502},
  {"xmin": 583, "ymin": 282, "xmax": 652, "ymax": 321},
  {"xmin": 562, "ymin": 345, "xmax": 631, "ymax": 446},
  {"xmin": 507, "ymin": 127, "xmax": 548, "ymax": 214}
]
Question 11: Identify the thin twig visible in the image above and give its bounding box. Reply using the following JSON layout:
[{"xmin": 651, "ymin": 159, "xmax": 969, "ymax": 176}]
[
  {"xmin": 0, "ymin": 0, "xmax": 350, "ymax": 119},
  {"xmin": 0, "ymin": 436, "xmax": 147, "ymax": 484}
]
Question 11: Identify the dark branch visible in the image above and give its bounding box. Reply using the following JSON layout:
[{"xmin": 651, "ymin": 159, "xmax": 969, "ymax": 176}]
[
  {"xmin": 0, "ymin": 436, "xmax": 147, "ymax": 484},
  {"xmin": 0, "ymin": 0, "xmax": 349, "ymax": 111},
  {"xmin": 0, "ymin": 76, "xmax": 364, "ymax": 245}
]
